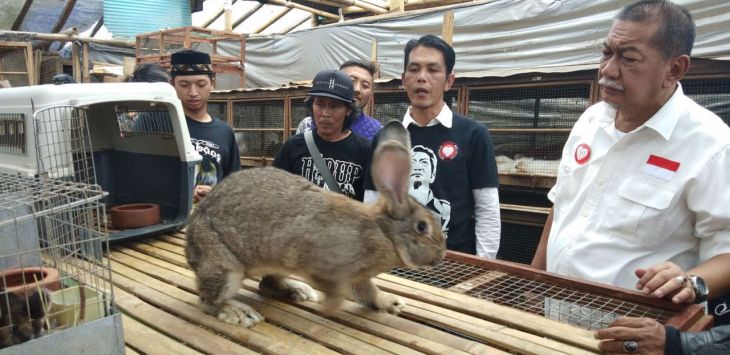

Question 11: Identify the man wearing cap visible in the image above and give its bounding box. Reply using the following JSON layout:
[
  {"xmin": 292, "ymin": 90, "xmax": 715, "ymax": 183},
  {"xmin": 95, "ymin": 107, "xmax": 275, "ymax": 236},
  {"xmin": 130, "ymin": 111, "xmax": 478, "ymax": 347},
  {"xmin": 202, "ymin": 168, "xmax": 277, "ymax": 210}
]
[
  {"xmin": 170, "ymin": 49, "xmax": 241, "ymax": 202},
  {"xmin": 296, "ymin": 60, "xmax": 383, "ymax": 141},
  {"xmin": 274, "ymin": 69, "xmax": 370, "ymax": 201}
]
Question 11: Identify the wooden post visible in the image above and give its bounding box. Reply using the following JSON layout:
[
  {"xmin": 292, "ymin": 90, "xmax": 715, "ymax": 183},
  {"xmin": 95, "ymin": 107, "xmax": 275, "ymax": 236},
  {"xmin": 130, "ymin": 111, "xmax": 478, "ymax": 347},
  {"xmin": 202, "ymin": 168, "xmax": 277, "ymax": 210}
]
[
  {"xmin": 123, "ymin": 57, "xmax": 137, "ymax": 78},
  {"xmin": 442, "ymin": 11, "xmax": 454, "ymax": 45},
  {"xmin": 71, "ymin": 42, "xmax": 80, "ymax": 82},
  {"xmin": 224, "ymin": 0, "xmax": 233, "ymax": 32},
  {"xmin": 82, "ymin": 41, "xmax": 90, "ymax": 83}
]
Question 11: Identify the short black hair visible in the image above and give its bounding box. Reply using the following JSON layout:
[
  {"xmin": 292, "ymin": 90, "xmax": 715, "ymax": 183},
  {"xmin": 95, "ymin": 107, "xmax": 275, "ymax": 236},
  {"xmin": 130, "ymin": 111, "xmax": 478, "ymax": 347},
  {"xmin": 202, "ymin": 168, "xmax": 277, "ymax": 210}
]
[
  {"xmin": 403, "ymin": 34, "xmax": 455, "ymax": 74},
  {"xmin": 339, "ymin": 59, "xmax": 378, "ymax": 78},
  {"xmin": 615, "ymin": 0, "xmax": 695, "ymax": 58},
  {"xmin": 304, "ymin": 96, "xmax": 360, "ymax": 132},
  {"xmin": 127, "ymin": 63, "xmax": 170, "ymax": 83}
]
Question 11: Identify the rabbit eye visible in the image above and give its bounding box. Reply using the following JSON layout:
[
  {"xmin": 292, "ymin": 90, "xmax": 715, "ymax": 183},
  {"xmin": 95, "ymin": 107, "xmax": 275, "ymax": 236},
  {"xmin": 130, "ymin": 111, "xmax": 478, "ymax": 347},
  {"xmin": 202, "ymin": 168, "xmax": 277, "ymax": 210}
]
[{"xmin": 416, "ymin": 221, "xmax": 428, "ymax": 234}]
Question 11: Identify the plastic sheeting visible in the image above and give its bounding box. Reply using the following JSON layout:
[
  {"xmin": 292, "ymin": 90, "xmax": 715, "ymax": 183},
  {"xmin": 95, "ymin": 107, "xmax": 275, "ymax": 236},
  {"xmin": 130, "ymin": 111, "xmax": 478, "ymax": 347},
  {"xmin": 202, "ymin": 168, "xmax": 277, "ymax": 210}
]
[{"xmin": 232, "ymin": 0, "xmax": 730, "ymax": 89}]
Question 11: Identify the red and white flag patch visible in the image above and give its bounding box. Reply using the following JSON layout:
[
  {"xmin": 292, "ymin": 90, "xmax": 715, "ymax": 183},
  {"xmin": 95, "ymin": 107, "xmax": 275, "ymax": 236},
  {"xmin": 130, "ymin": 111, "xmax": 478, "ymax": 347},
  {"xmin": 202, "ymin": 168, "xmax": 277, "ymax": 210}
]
[{"xmin": 644, "ymin": 155, "xmax": 680, "ymax": 181}]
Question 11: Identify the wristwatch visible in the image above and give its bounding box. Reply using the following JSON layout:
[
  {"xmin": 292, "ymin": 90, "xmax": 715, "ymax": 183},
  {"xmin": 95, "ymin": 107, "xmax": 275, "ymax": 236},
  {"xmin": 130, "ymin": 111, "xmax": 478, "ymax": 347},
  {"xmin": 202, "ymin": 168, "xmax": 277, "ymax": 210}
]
[{"xmin": 687, "ymin": 275, "xmax": 708, "ymax": 303}]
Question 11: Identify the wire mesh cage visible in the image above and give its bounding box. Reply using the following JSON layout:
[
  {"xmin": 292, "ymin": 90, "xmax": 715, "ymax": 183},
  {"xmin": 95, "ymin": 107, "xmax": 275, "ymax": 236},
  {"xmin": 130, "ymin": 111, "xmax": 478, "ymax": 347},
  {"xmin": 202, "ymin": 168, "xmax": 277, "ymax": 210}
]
[
  {"xmin": 232, "ymin": 100, "xmax": 285, "ymax": 158},
  {"xmin": 373, "ymin": 90, "xmax": 459, "ymax": 124},
  {"xmin": 0, "ymin": 43, "xmax": 32, "ymax": 88},
  {"xmin": 496, "ymin": 221, "xmax": 543, "ymax": 265},
  {"xmin": 682, "ymin": 77, "xmax": 730, "ymax": 126},
  {"xmin": 468, "ymin": 83, "xmax": 591, "ymax": 177},
  {"xmin": 390, "ymin": 256, "xmax": 682, "ymax": 331},
  {"xmin": 290, "ymin": 97, "xmax": 309, "ymax": 135},
  {"xmin": 0, "ymin": 172, "xmax": 113, "ymax": 349}
]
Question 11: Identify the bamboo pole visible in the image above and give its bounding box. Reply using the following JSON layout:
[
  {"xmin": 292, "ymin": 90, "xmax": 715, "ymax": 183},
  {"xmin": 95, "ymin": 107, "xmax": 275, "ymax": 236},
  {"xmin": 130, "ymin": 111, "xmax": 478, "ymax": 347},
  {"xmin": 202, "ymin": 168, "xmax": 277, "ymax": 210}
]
[
  {"xmin": 264, "ymin": 0, "xmax": 340, "ymax": 20},
  {"xmin": 232, "ymin": 4, "xmax": 263, "ymax": 30},
  {"xmin": 325, "ymin": 0, "xmax": 388, "ymax": 14},
  {"xmin": 11, "ymin": 0, "xmax": 33, "ymax": 31},
  {"xmin": 0, "ymin": 30, "xmax": 135, "ymax": 48},
  {"xmin": 82, "ymin": 41, "xmax": 90, "ymax": 83},
  {"xmin": 389, "ymin": 0, "xmax": 405, "ymax": 12},
  {"xmin": 252, "ymin": 8, "xmax": 292, "ymax": 34},
  {"xmin": 442, "ymin": 11, "xmax": 454, "ymax": 45}
]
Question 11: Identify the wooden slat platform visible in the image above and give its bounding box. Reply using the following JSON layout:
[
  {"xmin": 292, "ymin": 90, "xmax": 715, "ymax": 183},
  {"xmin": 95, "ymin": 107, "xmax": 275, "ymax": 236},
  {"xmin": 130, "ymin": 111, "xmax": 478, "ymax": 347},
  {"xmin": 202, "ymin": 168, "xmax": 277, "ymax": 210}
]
[{"xmin": 110, "ymin": 232, "xmax": 602, "ymax": 355}]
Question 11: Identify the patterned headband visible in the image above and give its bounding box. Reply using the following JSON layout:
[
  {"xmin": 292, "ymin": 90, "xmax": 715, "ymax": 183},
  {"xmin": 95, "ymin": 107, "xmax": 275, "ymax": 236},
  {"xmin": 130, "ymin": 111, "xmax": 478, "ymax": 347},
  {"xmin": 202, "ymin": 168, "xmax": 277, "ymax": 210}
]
[{"xmin": 170, "ymin": 63, "xmax": 214, "ymax": 76}]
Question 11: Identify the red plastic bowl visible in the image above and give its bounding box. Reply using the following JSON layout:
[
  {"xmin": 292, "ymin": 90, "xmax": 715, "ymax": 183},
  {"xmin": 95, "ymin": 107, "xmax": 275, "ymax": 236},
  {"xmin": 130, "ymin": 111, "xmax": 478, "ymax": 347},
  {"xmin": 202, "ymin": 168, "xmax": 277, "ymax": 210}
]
[
  {"xmin": 110, "ymin": 203, "xmax": 160, "ymax": 229},
  {"xmin": 0, "ymin": 267, "xmax": 61, "ymax": 297}
]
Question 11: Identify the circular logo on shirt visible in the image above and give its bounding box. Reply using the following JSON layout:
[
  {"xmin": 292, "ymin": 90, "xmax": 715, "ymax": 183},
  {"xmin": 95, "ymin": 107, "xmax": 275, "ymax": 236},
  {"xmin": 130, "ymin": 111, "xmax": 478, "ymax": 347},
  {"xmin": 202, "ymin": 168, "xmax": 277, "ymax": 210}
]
[
  {"xmin": 574, "ymin": 143, "xmax": 591, "ymax": 165},
  {"xmin": 438, "ymin": 141, "xmax": 459, "ymax": 161}
]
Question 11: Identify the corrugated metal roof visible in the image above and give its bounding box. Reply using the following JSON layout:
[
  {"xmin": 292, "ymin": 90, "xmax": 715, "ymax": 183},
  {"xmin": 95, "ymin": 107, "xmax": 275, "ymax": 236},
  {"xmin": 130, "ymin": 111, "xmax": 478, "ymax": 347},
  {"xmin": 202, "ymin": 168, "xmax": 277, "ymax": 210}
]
[{"xmin": 104, "ymin": 0, "xmax": 192, "ymax": 39}]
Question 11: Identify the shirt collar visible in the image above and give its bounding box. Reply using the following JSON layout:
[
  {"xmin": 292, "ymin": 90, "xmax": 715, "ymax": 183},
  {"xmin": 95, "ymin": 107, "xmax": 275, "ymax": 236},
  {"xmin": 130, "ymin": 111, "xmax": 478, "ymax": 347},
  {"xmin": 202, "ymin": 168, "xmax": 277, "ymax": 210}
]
[
  {"xmin": 596, "ymin": 83, "xmax": 684, "ymax": 141},
  {"xmin": 402, "ymin": 103, "xmax": 453, "ymax": 128}
]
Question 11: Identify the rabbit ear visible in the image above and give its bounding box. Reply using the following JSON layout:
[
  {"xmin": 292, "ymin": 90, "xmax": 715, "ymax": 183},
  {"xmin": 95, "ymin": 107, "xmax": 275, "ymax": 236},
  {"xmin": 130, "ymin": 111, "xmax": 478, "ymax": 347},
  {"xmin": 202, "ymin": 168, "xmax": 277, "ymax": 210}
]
[{"xmin": 372, "ymin": 122, "xmax": 411, "ymax": 217}]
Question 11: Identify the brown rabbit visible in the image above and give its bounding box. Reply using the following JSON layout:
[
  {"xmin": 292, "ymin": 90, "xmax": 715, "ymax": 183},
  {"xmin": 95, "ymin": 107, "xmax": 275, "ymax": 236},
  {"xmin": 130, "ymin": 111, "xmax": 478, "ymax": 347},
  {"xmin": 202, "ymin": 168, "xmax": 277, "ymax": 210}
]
[{"xmin": 185, "ymin": 121, "xmax": 446, "ymax": 327}]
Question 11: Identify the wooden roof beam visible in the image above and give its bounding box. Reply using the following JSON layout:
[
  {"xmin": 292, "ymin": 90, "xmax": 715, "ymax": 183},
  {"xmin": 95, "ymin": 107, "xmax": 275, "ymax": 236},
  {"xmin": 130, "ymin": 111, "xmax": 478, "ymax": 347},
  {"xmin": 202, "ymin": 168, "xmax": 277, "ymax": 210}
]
[
  {"xmin": 203, "ymin": 0, "xmax": 238, "ymax": 28},
  {"xmin": 0, "ymin": 30, "xmax": 135, "ymax": 48},
  {"xmin": 252, "ymin": 7, "xmax": 292, "ymax": 34},
  {"xmin": 232, "ymin": 3, "xmax": 264, "ymax": 30},
  {"xmin": 325, "ymin": 0, "xmax": 387, "ymax": 14},
  {"xmin": 11, "ymin": 0, "xmax": 33, "ymax": 31},
  {"xmin": 50, "ymin": 0, "xmax": 77, "ymax": 33},
  {"xmin": 281, "ymin": 15, "xmax": 310, "ymax": 34}
]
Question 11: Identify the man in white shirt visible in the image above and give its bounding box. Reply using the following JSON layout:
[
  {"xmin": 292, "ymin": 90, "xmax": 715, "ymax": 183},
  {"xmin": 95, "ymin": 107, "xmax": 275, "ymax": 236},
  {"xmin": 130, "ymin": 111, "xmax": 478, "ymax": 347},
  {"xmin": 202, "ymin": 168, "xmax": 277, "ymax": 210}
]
[
  {"xmin": 365, "ymin": 34, "xmax": 501, "ymax": 259},
  {"xmin": 531, "ymin": 0, "xmax": 730, "ymax": 341}
]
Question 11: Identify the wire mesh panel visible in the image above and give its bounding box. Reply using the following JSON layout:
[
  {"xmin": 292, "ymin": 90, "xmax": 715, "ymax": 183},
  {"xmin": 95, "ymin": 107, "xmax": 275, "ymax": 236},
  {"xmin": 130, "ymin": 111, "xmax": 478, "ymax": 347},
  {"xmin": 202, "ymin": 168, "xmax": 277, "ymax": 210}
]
[
  {"xmin": 373, "ymin": 90, "xmax": 459, "ymax": 124},
  {"xmin": 0, "ymin": 113, "xmax": 25, "ymax": 154},
  {"xmin": 469, "ymin": 84, "xmax": 591, "ymax": 177},
  {"xmin": 290, "ymin": 97, "xmax": 309, "ymax": 135},
  {"xmin": 114, "ymin": 105, "xmax": 174, "ymax": 135},
  {"xmin": 0, "ymin": 172, "xmax": 113, "ymax": 349},
  {"xmin": 232, "ymin": 100, "xmax": 285, "ymax": 158},
  {"xmin": 390, "ymin": 257, "xmax": 676, "ymax": 330},
  {"xmin": 0, "ymin": 44, "xmax": 31, "ymax": 87},
  {"xmin": 208, "ymin": 102, "xmax": 228, "ymax": 122},
  {"xmin": 682, "ymin": 77, "xmax": 730, "ymax": 126},
  {"xmin": 33, "ymin": 107, "xmax": 96, "ymax": 185},
  {"xmin": 496, "ymin": 222, "xmax": 542, "ymax": 264}
]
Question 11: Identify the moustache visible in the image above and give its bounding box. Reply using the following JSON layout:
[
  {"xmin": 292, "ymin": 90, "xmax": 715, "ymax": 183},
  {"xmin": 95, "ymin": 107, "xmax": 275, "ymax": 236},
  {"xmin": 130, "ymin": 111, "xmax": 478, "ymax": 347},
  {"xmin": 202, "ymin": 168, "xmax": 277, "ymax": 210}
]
[{"xmin": 599, "ymin": 78, "xmax": 625, "ymax": 92}]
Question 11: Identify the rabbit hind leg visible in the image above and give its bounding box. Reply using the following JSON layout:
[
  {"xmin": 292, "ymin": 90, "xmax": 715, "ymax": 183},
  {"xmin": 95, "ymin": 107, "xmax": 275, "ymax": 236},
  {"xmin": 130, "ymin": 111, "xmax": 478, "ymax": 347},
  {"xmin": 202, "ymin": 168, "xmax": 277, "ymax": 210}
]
[
  {"xmin": 353, "ymin": 279, "xmax": 405, "ymax": 315},
  {"xmin": 259, "ymin": 275, "xmax": 318, "ymax": 303},
  {"xmin": 198, "ymin": 269, "xmax": 264, "ymax": 327}
]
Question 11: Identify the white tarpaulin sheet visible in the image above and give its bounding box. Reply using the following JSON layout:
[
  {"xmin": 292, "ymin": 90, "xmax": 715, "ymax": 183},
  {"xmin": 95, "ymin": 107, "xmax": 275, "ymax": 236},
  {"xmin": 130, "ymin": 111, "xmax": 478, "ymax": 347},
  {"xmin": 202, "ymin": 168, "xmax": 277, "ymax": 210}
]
[{"xmin": 231, "ymin": 0, "xmax": 730, "ymax": 89}]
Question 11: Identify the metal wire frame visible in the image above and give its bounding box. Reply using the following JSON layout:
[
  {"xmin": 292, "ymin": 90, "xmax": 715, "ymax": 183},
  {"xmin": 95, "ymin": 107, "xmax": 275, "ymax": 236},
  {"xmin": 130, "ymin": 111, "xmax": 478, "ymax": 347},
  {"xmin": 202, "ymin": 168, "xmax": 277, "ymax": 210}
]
[
  {"xmin": 390, "ymin": 257, "xmax": 676, "ymax": 330},
  {"xmin": 0, "ymin": 172, "xmax": 112, "ymax": 336},
  {"xmin": 114, "ymin": 105, "xmax": 174, "ymax": 135},
  {"xmin": 0, "ymin": 113, "xmax": 25, "ymax": 154},
  {"xmin": 33, "ymin": 106, "xmax": 96, "ymax": 185}
]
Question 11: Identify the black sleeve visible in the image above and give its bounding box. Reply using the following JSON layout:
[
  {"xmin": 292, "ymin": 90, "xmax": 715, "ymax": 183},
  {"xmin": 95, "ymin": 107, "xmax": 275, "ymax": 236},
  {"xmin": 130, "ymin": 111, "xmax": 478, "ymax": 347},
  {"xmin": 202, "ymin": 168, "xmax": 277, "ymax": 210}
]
[
  {"xmin": 228, "ymin": 129, "xmax": 241, "ymax": 174},
  {"xmin": 363, "ymin": 131, "xmax": 381, "ymax": 190},
  {"xmin": 664, "ymin": 325, "xmax": 682, "ymax": 355},
  {"xmin": 468, "ymin": 123, "xmax": 499, "ymax": 189}
]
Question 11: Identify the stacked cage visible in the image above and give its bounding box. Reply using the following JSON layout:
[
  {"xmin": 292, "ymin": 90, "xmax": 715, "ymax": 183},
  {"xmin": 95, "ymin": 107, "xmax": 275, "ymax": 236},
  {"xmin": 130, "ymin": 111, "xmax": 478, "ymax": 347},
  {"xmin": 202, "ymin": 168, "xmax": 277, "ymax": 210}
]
[{"xmin": 0, "ymin": 103, "xmax": 121, "ymax": 353}]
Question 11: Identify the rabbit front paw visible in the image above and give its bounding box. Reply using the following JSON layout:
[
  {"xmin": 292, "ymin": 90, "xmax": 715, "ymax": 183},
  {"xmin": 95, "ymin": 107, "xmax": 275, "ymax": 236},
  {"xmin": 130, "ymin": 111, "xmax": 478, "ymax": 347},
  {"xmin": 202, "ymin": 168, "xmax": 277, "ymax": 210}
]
[
  {"xmin": 376, "ymin": 294, "xmax": 406, "ymax": 315},
  {"xmin": 284, "ymin": 279, "xmax": 319, "ymax": 303},
  {"xmin": 217, "ymin": 300, "xmax": 264, "ymax": 327}
]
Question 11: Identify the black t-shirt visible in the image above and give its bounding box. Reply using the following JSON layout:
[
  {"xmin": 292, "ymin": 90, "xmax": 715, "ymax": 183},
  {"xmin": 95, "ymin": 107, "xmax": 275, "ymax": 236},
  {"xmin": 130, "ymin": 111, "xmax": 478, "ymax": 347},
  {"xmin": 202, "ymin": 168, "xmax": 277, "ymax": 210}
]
[
  {"xmin": 187, "ymin": 116, "xmax": 241, "ymax": 186},
  {"xmin": 365, "ymin": 113, "xmax": 499, "ymax": 254},
  {"xmin": 273, "ymin": 130, "xmax": 370, "ymax": 201},
  {"xmin": 710, "ymin": 294, "xmax": 730, "ymax": 327}
]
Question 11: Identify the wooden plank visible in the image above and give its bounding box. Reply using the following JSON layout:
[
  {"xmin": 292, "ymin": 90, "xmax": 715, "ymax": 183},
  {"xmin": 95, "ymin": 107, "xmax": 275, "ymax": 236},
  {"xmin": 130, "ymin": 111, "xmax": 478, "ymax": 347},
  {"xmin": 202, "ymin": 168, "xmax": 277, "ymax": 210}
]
[
  {"xmin": 375, "ymin": 274, "xmax": 600, "ymax": 352},
  {"xmin": 389, "ymin": 0, "xmax": 405, "ymax": 12},
  {"xmin": 115, "ymin": 287, "xmax": 258, "ymax": 355},
  {"xmin": 125, "ymin": 346, "xmax": 141, "ymax": 355},
  {"xmin": 110, "ymin": 265, "xmax": 336, "ymax": 354},
  {"xmin": 142, "ymin": 238, "xmax": 186, "ymax": 256},
  {"xmin": 240, "ymin": 279, "xmax": 504, "ymax": 355},
  {"xmin": 121, "ymin": 314, "xmax": 205, "ymax": 355},
  {"xmin": 82, "ymin": 41, "xmax": 89, "ymax": 83},
  {"xmin": 125, "ymin": 241, "xmax": 188, "ymax": 267},
  {"xmin": 112, "ymin": 246, "xmax": 195, "ymax": 277},
  {"xmin": 447, "ymin": 271, "xmax": 508, "ymax": 293},
  {"xmin": 157, "ymin": 233, "xmax": 186, "ymax": 247},
  {"xmin": 71, "ymin": 42, "xmax": 80, "ymax": 82}
]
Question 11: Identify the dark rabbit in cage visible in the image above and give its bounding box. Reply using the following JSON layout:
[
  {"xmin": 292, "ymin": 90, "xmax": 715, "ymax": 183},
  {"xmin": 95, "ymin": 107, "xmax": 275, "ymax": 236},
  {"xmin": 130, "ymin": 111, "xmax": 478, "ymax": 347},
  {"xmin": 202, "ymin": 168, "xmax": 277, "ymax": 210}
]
[{"xmin": 0, "ymin": 289, "xmax": 51, "ymax": 349}]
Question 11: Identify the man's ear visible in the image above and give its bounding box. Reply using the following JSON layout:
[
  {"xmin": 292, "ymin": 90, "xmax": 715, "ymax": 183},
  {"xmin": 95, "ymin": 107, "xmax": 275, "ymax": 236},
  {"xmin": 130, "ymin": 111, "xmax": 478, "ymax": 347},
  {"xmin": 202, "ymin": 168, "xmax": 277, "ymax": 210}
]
[
  {"xmin": 664, "ymin": 55, "xmax": 690, "ymax": 88},
  {"xmin": 445, "ymin": 72, "xmax": 456, "ymax": 91}
]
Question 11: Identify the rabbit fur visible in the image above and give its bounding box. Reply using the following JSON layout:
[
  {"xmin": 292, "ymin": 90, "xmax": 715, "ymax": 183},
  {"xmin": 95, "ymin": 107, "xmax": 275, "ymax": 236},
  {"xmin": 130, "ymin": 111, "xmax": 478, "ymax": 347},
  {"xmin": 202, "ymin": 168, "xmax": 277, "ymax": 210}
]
[{"xmin": 186, "ymin": 121, "xmax": 446, "ymax": 328}]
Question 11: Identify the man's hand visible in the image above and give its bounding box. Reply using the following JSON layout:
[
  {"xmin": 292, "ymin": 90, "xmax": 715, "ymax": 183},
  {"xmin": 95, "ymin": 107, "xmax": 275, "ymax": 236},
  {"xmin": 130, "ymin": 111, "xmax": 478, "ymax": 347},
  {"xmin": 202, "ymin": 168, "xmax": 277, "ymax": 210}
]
[
  {"xmin": 595, "ymin": 317, "xmax": 666, "ymax": 354},
  {"xmin": 635, "ymin": 261, "xmax": 695, "ymax": 304},
  {"xmin": 193, "ymin": 184, "xmax": 212, "ymax": 203}
]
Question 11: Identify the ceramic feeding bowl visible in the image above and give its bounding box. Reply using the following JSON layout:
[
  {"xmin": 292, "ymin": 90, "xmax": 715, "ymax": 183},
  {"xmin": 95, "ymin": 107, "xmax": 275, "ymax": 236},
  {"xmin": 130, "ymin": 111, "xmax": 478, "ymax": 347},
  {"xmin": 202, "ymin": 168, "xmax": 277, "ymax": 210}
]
[{"xmin": 110, "ymin": 203, "xmax": 160, "ymax": 229}]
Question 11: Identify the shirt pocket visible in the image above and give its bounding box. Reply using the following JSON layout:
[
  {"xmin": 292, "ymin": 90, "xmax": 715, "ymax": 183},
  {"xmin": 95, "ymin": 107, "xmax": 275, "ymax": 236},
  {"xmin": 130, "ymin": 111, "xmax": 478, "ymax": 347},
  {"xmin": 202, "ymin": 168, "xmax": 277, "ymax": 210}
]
[{"xmin": 603, "ymin": 179, "xmax": 677, "ymax": 247}]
